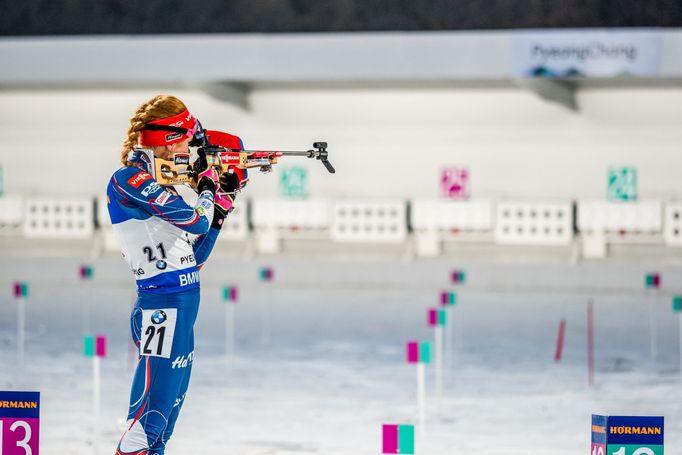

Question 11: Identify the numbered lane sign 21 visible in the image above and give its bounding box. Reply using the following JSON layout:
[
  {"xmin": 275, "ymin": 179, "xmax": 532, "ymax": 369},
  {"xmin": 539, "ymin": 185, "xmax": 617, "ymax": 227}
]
[{"xmin": 0, "ymin": 391, "xmax": 40, "ymax": 455}]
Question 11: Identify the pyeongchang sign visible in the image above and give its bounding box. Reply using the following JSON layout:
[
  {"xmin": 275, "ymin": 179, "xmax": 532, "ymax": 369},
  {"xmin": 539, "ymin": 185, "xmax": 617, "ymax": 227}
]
[{"xmin": 511, "ymin": 29, "xmax": 661, "ymax": 78}]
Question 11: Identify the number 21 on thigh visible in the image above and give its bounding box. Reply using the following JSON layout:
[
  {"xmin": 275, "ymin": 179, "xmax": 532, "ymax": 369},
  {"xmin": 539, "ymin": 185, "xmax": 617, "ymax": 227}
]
[{"xmin": 140, "ymin": 308, "xmax": 177, "ymax": 359}]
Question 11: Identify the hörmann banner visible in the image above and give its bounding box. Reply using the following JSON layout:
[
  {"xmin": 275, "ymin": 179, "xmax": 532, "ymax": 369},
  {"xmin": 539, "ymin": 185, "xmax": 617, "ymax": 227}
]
[
  {"xmin": 511, "ymin": 29, "xmax": 661, "ymax": 78},
  {"xmin": 591, "ymin": 414, "xmax": 664, "ymax": 455}
]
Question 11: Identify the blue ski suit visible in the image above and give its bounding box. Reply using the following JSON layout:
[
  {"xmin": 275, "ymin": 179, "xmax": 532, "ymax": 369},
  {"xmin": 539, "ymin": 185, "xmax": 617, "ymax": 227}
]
[{"xmin": 107, "ymin": 161, "xmax": 219, "ymax": 455}]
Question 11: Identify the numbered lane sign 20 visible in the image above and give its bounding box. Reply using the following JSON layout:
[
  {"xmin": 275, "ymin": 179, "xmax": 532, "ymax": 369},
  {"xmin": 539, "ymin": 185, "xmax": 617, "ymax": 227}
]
[{"xmin": 0, "ymin": 391, "xmax": 40, "ymax": 455}]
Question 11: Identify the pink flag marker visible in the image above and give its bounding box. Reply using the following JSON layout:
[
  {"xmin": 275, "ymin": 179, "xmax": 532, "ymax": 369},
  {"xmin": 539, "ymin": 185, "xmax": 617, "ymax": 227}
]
[
  {"xmin": 95, "ymin": 335, "xmax": 107, "ymax": 358},
  {"xmin": 382, "ymin": 424, "xmax": 398, "ymax": 454},
  {"xmin": 406, "ymin": 341, "xmax": 419, "ymax": 363}
]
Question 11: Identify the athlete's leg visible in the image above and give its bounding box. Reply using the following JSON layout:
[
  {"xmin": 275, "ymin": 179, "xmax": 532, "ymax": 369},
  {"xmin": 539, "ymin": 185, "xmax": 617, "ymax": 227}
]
[
  {"xmin": 148, "ymin": 360, "xmax": 193, "ymax": 455},
  {"xmin": 116, "ymin": 290, "xmax": 199, "ymax": 455},
  {"xmin": 148, "ymin": 308, "xmax": 197, "ymax": 454}
]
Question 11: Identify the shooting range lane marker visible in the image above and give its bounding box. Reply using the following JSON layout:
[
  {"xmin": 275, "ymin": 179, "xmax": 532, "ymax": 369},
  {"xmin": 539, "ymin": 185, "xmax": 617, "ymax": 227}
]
[
  {"xmin": 0, "ymin": 391, "xmax": 40, "ymax": 454},
  {"xmin": 439, "ymin": 290, "xmax": 456, "ymax": 371},
  {"xmin": 259, "ymin": 266, "xmax": 274, "ymax": 282},
  {"xmin": 554, "ymin": 317, "xmax": 567, "ymax": 363},
  {"xmin": 406, "ymin": 340, "xmax": 430, "ymax": 434},
  {"xmin": 381, "ymin": 424, "xmax": 415, "ymax": 454},
  {"xmin": 427, "ymin": 308, "xmax": 446, "ymax": 404},
  {"xmin": 645, "ymin": 272, "xmax": 661, "ymax": 362},
  {"xmin": 448, "ymin": 269, "xmax": 467, "ymax": 366},
  {"xmin": 84, "ymin": 335, "xmax": 107, "ymax": 454},
  {"xmin": 594, "ymin": 415, "xmax": 664, "ymax": 454},
  {"xmin": 78, "ymin": 264, "xmax": 94, "ymax": 338},
  {"xmin": 450, "ymin": 269, "xmax": 466, "ymax": 285},
  {"xmin": 554, "ymin": 302, "xmax": 566, "ymax": 363},
  {"xmin": 221, "ymin": 285, "xmax": 238, "ymax": 361},
  {"xmin": 79, "ymin": 264, "xmax": 94, "ymax": 281},
  {"xmin": 259, "ymin": 267, "xmax": 274, "ymax": 346},
  {"xmin": 13, "ymin": 282, "xmax": 28, "ymax": 366},
  {"xmin": 674, "ymin": 295, "xmax": 682, "ymax": 375}
]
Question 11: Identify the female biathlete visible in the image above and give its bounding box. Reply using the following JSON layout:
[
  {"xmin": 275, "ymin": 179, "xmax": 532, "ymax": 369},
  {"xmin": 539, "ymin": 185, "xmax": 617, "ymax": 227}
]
[{"xmin": 107, "ymin": 95, "xmax": 245, "ymax": 455}]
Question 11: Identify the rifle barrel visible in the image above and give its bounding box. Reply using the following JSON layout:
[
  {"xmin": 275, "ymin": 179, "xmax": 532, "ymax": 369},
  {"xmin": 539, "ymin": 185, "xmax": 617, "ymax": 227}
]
[{"xmin": 241, "ymin": 150, "xmax": 314, "ymax": 157}]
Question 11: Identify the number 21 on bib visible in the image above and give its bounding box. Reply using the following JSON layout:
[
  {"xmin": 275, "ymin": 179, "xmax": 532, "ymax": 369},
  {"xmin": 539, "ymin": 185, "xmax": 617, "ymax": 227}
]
[{"xmin": 140, "ymin": 309, "xmax": 177, "ymax": 359}]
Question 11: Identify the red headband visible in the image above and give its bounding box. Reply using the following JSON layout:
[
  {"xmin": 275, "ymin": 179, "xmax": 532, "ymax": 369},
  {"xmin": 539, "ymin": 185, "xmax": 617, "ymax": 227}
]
[{"xmin": 139, "ymin": 109, "xmax": 198, "ymax": 146}]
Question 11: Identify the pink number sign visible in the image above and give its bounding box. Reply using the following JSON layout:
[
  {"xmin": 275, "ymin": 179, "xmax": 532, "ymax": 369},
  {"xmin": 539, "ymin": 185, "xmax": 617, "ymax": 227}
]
[
  {"xmin": 0, "ymin": 391, "xmax": 40, "ymax": 454},
  {"xmin": 440, "ymin": 167, "xmax": 470, "ymax": 199}
]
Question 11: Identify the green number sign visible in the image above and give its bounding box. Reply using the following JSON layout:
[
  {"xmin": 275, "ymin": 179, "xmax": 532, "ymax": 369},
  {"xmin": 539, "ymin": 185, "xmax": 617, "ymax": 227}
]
[
  {"xmin": 608, "ymin": 167, "xmax": 637, "ymax": 202},
  {"xmin": 280, "ymin": 166, "xmax": 308, "ymax": 199}
]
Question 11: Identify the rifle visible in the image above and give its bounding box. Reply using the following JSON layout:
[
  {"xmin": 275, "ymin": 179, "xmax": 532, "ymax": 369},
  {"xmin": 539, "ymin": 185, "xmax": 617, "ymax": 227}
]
[
  {"xmin": 151, "ymin": 136, "xmax": 334, "ymax": 187},
  {"xmin": 202, "ymin": 141, "xmax": 335, "ymax": 176}
]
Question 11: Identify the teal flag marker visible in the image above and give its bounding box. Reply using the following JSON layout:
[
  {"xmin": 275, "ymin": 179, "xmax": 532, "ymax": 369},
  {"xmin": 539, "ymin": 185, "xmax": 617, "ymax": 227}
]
[
  {"xmin": 84, "ymin": 335, "xmax": 95, "ymax": 357},
  {"xmin": 398, "ymin": 425, "xmax": 415, "ymax": 454},
  {"xmin": 419, "ymin": 341, "xmax": 432, "ymax": 364},
  {"xmin": 673, "ymin": 295, "xmax": 682, "ymax": 313}
]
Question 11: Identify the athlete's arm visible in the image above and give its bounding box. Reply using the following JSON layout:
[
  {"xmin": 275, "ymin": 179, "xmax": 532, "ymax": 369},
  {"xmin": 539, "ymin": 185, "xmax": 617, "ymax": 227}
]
[
  {"xmin": 191, "ymin": 228, "xmax": 221, "ymax": 268},
  {"xmin": 110, "ymin": 167, "xmax": 214, "ymax": 235}
]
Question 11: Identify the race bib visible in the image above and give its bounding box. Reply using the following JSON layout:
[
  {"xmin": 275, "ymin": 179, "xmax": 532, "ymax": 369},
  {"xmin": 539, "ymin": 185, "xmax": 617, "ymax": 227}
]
[{"xmin": 140, "ymin": 308, "xmax": 177, "ymax": 359}]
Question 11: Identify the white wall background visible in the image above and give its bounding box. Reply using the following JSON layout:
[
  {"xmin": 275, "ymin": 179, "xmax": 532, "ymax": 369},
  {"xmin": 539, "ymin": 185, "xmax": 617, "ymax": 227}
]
[{"xmin": 1, "ymin": 86, "xmax": 681, "ymax": 201}]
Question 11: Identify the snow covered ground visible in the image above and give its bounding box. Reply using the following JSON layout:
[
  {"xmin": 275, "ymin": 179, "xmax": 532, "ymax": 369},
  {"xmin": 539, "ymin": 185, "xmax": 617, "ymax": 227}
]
[{"xmin": 1, "ymin": 256, "xmax": 682, "ymax": 455}]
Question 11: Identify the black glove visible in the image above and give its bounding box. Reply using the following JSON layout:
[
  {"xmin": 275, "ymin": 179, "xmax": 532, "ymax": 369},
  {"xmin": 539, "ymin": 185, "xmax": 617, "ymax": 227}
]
[{"xmin": 219, "ymin": 170, "xmax": 241, "ymax": 197}]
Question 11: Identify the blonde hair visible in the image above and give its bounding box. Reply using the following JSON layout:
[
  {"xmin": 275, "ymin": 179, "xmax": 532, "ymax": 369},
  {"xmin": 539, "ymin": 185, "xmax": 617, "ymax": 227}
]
[{"xmin": 120, "ymin": 95, "xmax": 189, "ymax": 166}]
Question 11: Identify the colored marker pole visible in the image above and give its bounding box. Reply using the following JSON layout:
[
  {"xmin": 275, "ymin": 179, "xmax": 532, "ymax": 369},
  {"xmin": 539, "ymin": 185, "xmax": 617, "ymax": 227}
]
[
  {"xmin": 645, "ymin": 273, "xmax": 660, "ymax": 362},
  {"xmin": 449, "ymin": 269, "xmax": 466, "ymax": 363},
  {"xmin": 554, "ymin": 317, "xmax": 567, "ymax": 363},
  {"xmin": 587, "ymin": 299, "xmax": 594, "ymax": 387},
  {"xmin": 259, "ymin": 267, "xmax": 273, "ymax": 346},
  {"xmin": 428, "ymin": 308, "xmax": 446, "ymax": 402},
  {"xmin": 80, "ymin": 265, "xmax": 94, "ymax": 336},
  {"xmin": 13, "ymin": 282, "xmax": 28, "ymax": 365},
  {"xmin": 85, "ymin": 335, "xmax": 107, "ymax": 454},
  {"xmin": 407, "ymin": 340, "xmax": 431, "ymax": 432},
  {"xmin": 673, "ymin": 295, "xmax": 682, "ymax": 374},
  {"xmin": 222, "ymin": 286, "xmax": 238, "ymax": 361},
  {"xmin": 440, "ymin": 291, "xmax": 456, "ymax": 369}
]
